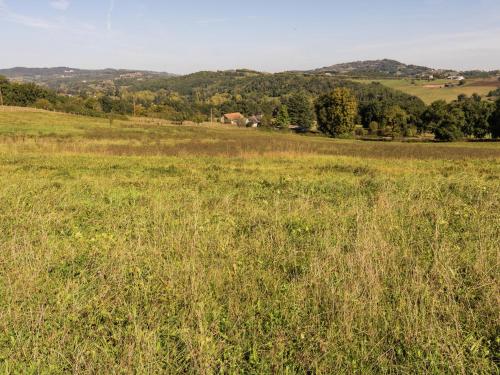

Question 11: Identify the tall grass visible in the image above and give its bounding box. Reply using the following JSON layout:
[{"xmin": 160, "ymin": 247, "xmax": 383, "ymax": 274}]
[{"xmin": 0, "ymin": 111, "xmax": 499, "ymax": 373}]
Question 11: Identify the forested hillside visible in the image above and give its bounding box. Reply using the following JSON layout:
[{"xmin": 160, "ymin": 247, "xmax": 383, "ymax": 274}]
[
  {"xmin": 2, "ymin": 70, "xmax": 499, "ymax": 141},
  {"xmin": 0, "ymin": 70, "xmax": 426, "ymax": 123},
  {"xmin": 0, "ymin": 67, "xmax": 173, "ymax": 91},
  {"xmin": 116, "ymin": 70, "xmax": 426, "ymax": 123},
  {"xmin": 304, "ymin": 59, "xmax": 438, "ymax": 77}
]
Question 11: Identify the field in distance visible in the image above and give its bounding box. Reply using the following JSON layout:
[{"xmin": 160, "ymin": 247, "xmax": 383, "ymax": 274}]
[
  {"xmin": 0, "ymin": 109, "xmax": 499, "ymax": 373},
  {"xmin": 356, "ymin": 78, "xmax": 500, "ymax": 104}
]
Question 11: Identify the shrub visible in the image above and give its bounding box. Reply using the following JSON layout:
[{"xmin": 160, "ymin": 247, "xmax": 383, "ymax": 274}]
[{"xmin": 369, "ymin": 121, "xmax": 379, "ymax": 134}]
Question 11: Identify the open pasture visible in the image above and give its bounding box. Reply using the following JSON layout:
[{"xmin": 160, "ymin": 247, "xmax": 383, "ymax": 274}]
[
  {"xmin": 0, "ymin": 110, "xmax": 499, "ymax": 373},
  {"xmin": 356, "ymin": 78, "xmax": 499, "ymax": 104}
]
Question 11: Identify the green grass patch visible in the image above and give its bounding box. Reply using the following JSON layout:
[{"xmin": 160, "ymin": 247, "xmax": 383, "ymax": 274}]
[{"xmin": 355, "ymin": 78, "xmax": 497, "ymax": 104}]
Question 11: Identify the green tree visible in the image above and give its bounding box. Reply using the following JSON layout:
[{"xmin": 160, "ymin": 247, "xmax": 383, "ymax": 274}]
[
  {"xmin": 193, "ymin": 114, "xmax": 206, "ymax": 125},
  {"xmin": 434, "ymin": 107, "xmax": 465, "ymax": 141},
  {"xmin": 423, "ymin": 100, "xmax": 467, "ymax": 141},
  {"xmin": 99, "ymin": 96, "xmax": 115, "ymax": 113},
  {"xmin": 34, "ymin": 98, "xmax": 53, "ymax": 111},
  {"xmin": 99, "ymin": 95, "xmax": 131, "ymax": 115},
  {"xmin": 315, "ymin": 88, "xmax": 358, "ymax": 137},
  {"xmin": 276, "ymin": 105, "xmax": 290, "ymax": 128},
  {"xmin": 359, "ymin": 100, "xmax": 384, "ymax": 128},
  {"xmin": 260, "ymin": 114, "xmax": 273, "ymax": 128},
  {"xmin": 490, "ymin": 98, "xmax": 500, "ymax": 138},
  {"xmin": 287, "ymin": 91, "xmax": 314, "ymax": 129},
  {"xmin": 456, "ymin": 94, "xmax": 493, "ymax": 138},
  {"xmin": 421, "ymin": 100, "xmax": 448, "ymax": 133},
  {"xmin": 84, "ymin": 97, "xmax": 102, "ymax": 112},
  {"xmin": 384, "ymin": 105, "xmax": 409, "ymax": 135}
]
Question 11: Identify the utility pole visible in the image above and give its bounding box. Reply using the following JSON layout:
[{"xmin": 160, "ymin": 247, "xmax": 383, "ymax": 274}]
[{"xmin": 210, "ymin": 107, "xmax": 213, "ymax": 125}]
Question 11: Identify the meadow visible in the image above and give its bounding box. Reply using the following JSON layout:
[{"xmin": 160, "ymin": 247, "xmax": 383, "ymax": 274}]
[
  {"xmin": 0, "ymin": 109, "xmax": 499, "ymax": 373},
  {"xmin": 356, "ymin": 78, "xmax": 499, "ymax": 104}
]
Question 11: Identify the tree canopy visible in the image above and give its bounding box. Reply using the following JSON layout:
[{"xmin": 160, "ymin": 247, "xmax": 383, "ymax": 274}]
[
  {"xmin": 315, "ymin": 88, "xmax": 358, "ymax": 137},
  {"xmin": 287, "ymin": 91, "xmax": 314, "ymax": 129}
]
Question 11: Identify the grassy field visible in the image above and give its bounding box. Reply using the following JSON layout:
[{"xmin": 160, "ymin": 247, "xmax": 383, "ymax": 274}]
[
  {"xmin": 356, "ymin": 78, "xmax": 500, "ymax": 104},
  {"xmin": 0, "ymin": 109, "xmax": 499, "ymax": 373}
]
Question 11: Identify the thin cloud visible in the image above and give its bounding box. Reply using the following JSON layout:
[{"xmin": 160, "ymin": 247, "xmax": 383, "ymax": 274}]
[
  {"xmin": 50, "ymin": 0, "xmax": 70, "ymax": 11},
  {"xmin": 9, "ymin": 13, "xmax": 57, "ymax": 29},
  {"xmin": 107, "ymin": 0, "xmax": 114, "ymax": 31},
  {"xmin": 0, "ymin": 1, "xmax": 97, "ymax": 34},
  {"xmin": 0, "ymin": 1, "xmax": 58, "ymax": 29}
]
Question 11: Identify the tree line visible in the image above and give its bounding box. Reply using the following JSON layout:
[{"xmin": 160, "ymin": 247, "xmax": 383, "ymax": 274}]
[{"xmin": 314, "ymin": 89, "xmax": 500, "ymax": 140}]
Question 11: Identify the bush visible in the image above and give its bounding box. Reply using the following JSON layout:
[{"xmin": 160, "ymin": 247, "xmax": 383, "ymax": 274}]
[
  {"xmin": 369, "ymin": 121, "xmax": 379, "ymax": 134},
  {"xmin": 355, "ymin": 126, "xmax": 367, "ymax": 136},
  {"xmin": 34, "ymin": 99, "xmax": 54, "ymax": 111},
  {"xmin": 404, "ymin": 126, "xmax": 418, "ymax": 137}
]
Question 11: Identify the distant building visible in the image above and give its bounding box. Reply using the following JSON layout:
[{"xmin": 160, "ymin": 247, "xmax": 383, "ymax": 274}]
[
  {"xmin": 247, "ymin": 115, "xmax": 263, "ymax": 128},
  {"xmin": 448, "ymin": 75, "xmax": 465, "ymax": 81},
  {"xmin": 221, "ymin": 112, "xmax": 246, "ymax": 125}
]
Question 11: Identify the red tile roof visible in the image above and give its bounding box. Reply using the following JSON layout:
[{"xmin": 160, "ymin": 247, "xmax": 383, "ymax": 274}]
[{"xmin": 223, "ymin": 112, "xmax": 244, "ymax": 120}]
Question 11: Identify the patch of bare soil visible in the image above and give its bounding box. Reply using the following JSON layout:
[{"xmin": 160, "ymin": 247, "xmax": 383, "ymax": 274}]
[
  {"xmin": 423, "ymin": 84, "xmax": 445, "ymax": 89},
  {"xmin": 469, "ymin": 79, "xmax": 500, "ymax": 88}
]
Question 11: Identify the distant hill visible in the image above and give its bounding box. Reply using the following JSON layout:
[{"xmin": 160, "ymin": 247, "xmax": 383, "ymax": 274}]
[
  {"xmin": 0, "ymin": 67, "xmax": 174, "ymax": 91},
  {"xmin": 303, "ymin": 59, "xmax": 456, "ymax": 78}
]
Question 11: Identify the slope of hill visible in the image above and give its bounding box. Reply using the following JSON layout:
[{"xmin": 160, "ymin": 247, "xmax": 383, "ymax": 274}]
[
  {"xmin": 119, "ymin": 70, "xmax": 426, "ymax": 121},
  {"xmin": 122, "ymin": 69, "xmax": 421, "ymax": 102},
  {"xmin": 0, "ymin": 67, "xmax": 174, "ymax": 91},
  {"xmin": 304, "ymin": 59, "xmax": 454, "ymax": 78},
  {"xmin": 0, "ymin": 68, "xmax": 427, "ymax": 125},
  {"xmin": 355, "ymin": 78, "xmax": 500, "ymax": 104}
]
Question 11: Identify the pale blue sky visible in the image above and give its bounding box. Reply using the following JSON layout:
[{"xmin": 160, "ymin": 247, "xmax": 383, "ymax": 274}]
[{"xmin": 1, "ymin": 0, "xmax": 499, "ymax": 73}]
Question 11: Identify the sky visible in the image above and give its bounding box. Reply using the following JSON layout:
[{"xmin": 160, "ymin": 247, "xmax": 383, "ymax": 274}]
[{"xmin": 1, "ymin": 0, "xmax": 500, "ymax": 74}]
